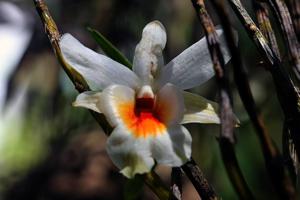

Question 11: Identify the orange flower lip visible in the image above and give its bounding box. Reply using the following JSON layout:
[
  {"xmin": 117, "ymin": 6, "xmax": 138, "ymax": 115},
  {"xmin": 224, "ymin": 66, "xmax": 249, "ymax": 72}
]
[{"xmin": 118, "ymin": 98, "xmax": 166, "ymax": 138}]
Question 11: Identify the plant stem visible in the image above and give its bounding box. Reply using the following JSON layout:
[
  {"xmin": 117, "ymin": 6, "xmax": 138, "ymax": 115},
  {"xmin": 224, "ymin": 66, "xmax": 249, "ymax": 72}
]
[
  {"xmin": 285, "ymin": 0, "xmax": 300, "ymax": 41},
  {"xmin": 182, "ymin": 159, "xmax": 218, "ymax": 200},
  {"xmin": 228, "ymin": 0, "xmax": 300, "ymax": 175},
  {"xmin": 266, "ymin": 0, "xmax": 300, "ymax": 78},
  {"xmin": 212, "ymin": 0, "xmax": 296, "ymax": 199},
  {"xmin": 253, "ymin": 1, "xmax": 281, "ymax": 59},
  {"xmin": 190, "ymin": 0, "xmax": 254, "ymax": 199}
]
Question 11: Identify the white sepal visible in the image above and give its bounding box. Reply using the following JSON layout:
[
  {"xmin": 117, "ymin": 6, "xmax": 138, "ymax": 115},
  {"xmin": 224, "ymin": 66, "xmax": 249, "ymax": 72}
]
[
  {"xmin": 182, "ymin": 91, "xmax": 220, "ymax": 124},
  {"xmin": 158, "ymin": 29, "xmax": 232, "ymax": 90},
  {"xmin": 59, "ymin": 34, "xmax": 141, "ymax": 91},
  {"xmin": 72, "ymin": 91, "xmax": 102, "ymax": 113}
]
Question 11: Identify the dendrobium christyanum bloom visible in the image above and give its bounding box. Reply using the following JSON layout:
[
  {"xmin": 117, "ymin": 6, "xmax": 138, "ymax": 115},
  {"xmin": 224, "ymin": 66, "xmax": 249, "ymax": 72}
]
[{"xmin": 59, "ymin": 21, "xmax": 232, "ymax": 178}]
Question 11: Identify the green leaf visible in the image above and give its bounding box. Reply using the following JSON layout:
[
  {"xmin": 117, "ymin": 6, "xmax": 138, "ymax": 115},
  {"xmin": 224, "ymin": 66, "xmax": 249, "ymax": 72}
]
[
  {"xmin": 87, "ymin": 27, "xmax": 133, "ymax": 69},
  {"xmin": 123, "ymin": 175, "xmax": 144, "ymax": 200}
]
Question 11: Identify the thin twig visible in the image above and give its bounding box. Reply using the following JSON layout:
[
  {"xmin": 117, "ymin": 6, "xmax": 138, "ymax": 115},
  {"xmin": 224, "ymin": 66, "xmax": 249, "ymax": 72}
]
[
  {"xmin": 181, "ymin": 159, "xmax": 218, "ymax": 200},
  {"xmin": 228, "ymin": 0, "xmax": 300, "ymax": 172},
  {"xmin": 212, "ymin": 0, "xmax": 296, "ymax": 198},
  {"xmin": 32, "ymin": 1, "xmax": 172, "ymax": 199},
  {"xmin": 191, "ymin": 0, "xmax": 254, "ymax": 199},
  {"xmin": 267, "ymin": 0, "xmax": 300, "ymax": 79}
]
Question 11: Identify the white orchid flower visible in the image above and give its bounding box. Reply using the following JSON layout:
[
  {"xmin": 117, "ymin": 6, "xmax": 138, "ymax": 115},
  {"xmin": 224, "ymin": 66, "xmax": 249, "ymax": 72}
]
[{"xmin": 59, "ymin": 21, "xmax": 232, "ymax": 178}]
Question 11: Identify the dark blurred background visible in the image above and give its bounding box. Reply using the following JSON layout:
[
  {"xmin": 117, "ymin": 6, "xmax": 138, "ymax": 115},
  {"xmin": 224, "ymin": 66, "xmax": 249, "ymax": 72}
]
[{"xmin": 0, "ymin": 0, "xmax": 294, "ymax": 199}]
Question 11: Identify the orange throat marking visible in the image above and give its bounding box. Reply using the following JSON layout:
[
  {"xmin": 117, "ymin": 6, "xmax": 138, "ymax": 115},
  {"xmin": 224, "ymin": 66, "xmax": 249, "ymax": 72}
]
[{"xmin": 118, "ymin": 98, "xmax": 166, "ymax": 138}]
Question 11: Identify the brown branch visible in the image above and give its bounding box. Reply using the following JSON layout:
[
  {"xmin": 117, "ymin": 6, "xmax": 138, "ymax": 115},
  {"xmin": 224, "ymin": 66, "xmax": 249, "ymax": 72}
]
[
  {"xmin": 228, "ymin": 0, "xmax": 279, "ymax": 63},
  {"xmin": 181, "ymin": 159, "xmax": 218, "ymax": 200},
  {"xmin": 32, "ymin": 1, "xmax": 173, "ymax": 199},
  {"xmin": 267, "ymin": 0, "xmax": 300, "ymax": 79},
  {"xmin": 190, "ymin": 0, "xmax": 254, "ymax": 199},
  {"xmin": 228, "ymin": 0, "xmax": 300, "ymax": 175},
  {"xmin": 285, "ymin": 0, "xmax": 300, "ymax": 42},
  {"xmin": 253, "ymin": 1, "xmax": 281, "ymax": 59},
  {"xmin": 253, "ymin": 0, "xmax": 298, "ymax": 190},
  {"xmin": 191, "ymin": 0, "xmax": 235, "ymax": 141},
  {"xmin": 212, "ymin": 0, "xmax": 296, "ymax": 198}
]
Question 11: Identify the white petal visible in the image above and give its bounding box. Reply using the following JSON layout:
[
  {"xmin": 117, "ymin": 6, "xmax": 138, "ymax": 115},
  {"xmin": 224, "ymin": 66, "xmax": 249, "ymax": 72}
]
[
  {"xmin": 168, "ymin": 125, "xmax": 192, "ymax": 161},
  {"xmin": 133, "ymin": 21, "xmax": 166, "ymax": 85},
  {"xmin": 155, "ymin": 84, "xmax": 184, "ymax": 126},
  {"xmin": 106, "ymin": 125, "xmax": 154, "ymax": 178},
  {"xmin": 99, "ymin": 85, "xmax": 135, "ymax": 127},
  {"xmin": 72, "ymin": 91, "xmax": 102, "ymax": 113},
  {"xmin": 150, "ymin": 126, "xmax": 191, "ymax": 166},
  {"xmin": 182, "ymin": 91, "xmax": 220, "ymax": 124},
  {"xmin": 59, "ymin": 34, "xmax": 141, "ymax": 90},
  {"xmin": 157, "ymin": 29, "xmax": 232, "ymax": 90}
]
